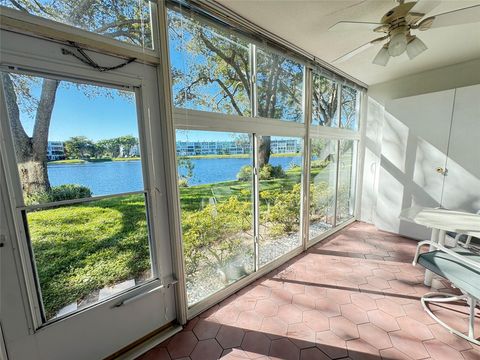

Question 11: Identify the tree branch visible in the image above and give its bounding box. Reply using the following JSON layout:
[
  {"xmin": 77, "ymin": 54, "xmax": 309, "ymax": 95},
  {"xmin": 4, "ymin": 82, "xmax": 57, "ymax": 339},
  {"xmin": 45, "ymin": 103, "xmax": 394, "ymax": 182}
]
[{"xmin": 199, "ymin": 31, "xmax": 250, "ymax": 99}]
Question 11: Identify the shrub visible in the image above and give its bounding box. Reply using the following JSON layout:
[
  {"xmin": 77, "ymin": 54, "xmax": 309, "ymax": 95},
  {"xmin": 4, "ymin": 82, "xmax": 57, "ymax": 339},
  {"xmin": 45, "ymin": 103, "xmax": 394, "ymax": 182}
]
[
  {"xmin": 259, "ymin": 164, "xmax": 285, "ymax": 180},
  {"xmin": 25, "ymin": 184, "xmax": 92, "ymax": 205},
  {"xmin": 182, "ymin": 196, "xmax": 252, "ymax": 277},
  {"xmin": 25, "ymin": 191, "xmax": 51, "ymax": 206},
  {"xmin": 48, "ymin": 184, "xmax": 92, "ymax": 202},
  {"xmin": 178, "ymin": 178, "xmax": 189, "ymax": 187},
  {"xmin": 236, "ymin": 165, "xmax": 252, "ymax": 181},
  {"xmin": 237, "ymin": 164, "xmax": 286, "ymax": 181},
  {"xmin": 261, "ymin": 183, "xmax": 301, "ymax": 237}
]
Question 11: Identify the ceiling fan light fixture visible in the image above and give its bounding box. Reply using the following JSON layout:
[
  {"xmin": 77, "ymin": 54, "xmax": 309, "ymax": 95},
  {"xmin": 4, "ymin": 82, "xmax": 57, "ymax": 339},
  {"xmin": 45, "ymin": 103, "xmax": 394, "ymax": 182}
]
[
  {"xmin": 373, "ymin": 46, "xmax": 390, "ymax": 66},
  {"xmin": 406, "ymin": 36, "xmax": 428, "ymax": 59},
  {"xmin": 388, "ymin": 32, "xmax": 408, "ymax": 56}
]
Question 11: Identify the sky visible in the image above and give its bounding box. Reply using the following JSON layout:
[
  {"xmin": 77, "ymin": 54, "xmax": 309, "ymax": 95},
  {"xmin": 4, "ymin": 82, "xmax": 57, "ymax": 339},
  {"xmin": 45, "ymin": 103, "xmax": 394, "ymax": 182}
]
[
  {"xmin": 19, "ymin": 79, "xmax": 139, "ymax": 142},
  {"xmin": 13, "ymin": 8, "xmax": 300, "ymax": 144}
]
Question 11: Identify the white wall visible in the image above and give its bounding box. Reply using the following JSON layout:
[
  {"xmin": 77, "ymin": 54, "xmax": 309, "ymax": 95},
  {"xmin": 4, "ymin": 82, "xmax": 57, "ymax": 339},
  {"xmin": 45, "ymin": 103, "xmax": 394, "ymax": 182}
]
[{"xmin": 361, "ymin": 58, "xmax": 480, "ymax": 239}]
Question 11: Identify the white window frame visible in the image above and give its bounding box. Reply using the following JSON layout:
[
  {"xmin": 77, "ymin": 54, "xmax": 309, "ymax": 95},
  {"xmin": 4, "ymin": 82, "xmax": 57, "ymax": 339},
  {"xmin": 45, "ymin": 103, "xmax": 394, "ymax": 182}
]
[
  {"xmin": 166, "ymin": 16, "xmax": 365, "ymax": 316},
  {"xmin": 0, "ymin": 31, "xmax": 171, "ymax": 330},
  {"xmin": 0, "ymin": 1, "xmax": 161, "ymax": 64}
]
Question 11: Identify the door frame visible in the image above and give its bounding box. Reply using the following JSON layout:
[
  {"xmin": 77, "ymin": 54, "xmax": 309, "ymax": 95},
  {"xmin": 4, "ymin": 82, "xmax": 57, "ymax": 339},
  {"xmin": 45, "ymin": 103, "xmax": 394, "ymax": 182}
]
[{"xmin": 0, "ymin": 29, "xmax": 176, "ymax": 360}]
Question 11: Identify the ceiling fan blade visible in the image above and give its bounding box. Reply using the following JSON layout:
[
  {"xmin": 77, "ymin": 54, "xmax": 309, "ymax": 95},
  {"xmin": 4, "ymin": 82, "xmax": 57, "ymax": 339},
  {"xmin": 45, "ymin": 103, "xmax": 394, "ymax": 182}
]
[
  {"xmin": 410, "ymin": 0, "xmax": 441, "ymax": 15},
  {"xmin": 332, "ymin": 38, "xmax": 385, "ymax": 64},
  {"xmin": 329, "ymin": 21, "xmax": 382, "ymax": 32},
  {"xmin": 430, "ymin": 5, "xmax": 480, "ymax": 29}
]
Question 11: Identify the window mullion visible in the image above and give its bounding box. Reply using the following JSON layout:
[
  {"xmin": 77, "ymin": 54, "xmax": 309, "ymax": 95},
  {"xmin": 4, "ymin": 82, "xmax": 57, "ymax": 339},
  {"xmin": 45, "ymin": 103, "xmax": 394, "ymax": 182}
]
[
  {"xmin": 334, "ymin": 140, "xmax": 341, "ymax": 228},
  {"xmin": 301, "ymin": 68, "xmax": 312, "ymax": 249},
  {"xmin": 253, "ymin": 133, "xmax": 260, "ymax": 272}
]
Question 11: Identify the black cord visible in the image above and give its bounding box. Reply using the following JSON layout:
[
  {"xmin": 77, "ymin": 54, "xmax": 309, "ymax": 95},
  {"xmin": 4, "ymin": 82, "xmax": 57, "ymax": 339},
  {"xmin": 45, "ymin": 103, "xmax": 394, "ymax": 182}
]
[{"xmin": 61, "ymin": 41, "xmax": 136, "ymax": 72}]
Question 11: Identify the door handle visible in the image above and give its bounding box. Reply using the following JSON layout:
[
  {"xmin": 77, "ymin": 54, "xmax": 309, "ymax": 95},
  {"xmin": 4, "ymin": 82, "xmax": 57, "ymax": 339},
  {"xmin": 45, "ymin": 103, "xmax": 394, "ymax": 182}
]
[{"xmin": 436, "ymin": 167, "xmax": 448, "ymax": 176}]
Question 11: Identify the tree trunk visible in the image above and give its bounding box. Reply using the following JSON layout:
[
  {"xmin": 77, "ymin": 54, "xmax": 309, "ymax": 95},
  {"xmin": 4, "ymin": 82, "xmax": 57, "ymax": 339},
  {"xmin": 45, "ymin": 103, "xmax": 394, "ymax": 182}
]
[
  {"xmin": 1, "ymin": 74, "xmax": 59, "ymax": 197},
  {"xmin": 18, "ymin": 161, "xmax": 50, "ymax": 195},
  {"xmin": 258, "ymin": 136, "xmax": 271, "ymax": 168}
]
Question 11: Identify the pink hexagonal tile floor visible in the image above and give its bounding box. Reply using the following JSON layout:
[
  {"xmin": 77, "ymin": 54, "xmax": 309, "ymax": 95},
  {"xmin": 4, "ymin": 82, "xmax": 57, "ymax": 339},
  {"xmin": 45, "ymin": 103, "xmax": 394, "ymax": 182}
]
[{"xmin": 137, "ymin": 222, "xmax": 480, "ymax": 359}]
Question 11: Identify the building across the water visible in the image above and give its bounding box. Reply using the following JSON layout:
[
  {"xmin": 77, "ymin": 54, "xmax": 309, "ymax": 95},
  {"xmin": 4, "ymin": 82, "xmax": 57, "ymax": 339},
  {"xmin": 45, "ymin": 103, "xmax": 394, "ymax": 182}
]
[
  {"xmin": 176, "ymin": 138, "xmax": 301, "ymax": 156},
  {"xmin": 47, "ymin": 141, "xmax": 65, "ymax": 161}
]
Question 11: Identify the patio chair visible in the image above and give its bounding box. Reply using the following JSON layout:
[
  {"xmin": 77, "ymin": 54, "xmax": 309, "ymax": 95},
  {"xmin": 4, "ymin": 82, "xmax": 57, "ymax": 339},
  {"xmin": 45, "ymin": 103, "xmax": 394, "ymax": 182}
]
[
  {"xmin": 446, "ymin": 210, "xmax": 480, "ymax": 250},
  {"xmin": 413, "ymin": 241, "xmax": 480, "ymax": 345}
]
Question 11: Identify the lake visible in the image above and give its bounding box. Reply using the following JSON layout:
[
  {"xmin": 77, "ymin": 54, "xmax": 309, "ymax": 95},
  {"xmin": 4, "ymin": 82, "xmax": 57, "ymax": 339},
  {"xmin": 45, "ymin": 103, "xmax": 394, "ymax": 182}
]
[{"xmin": 48, "ymin": 156, "xmax": 303, "ymax": 196}]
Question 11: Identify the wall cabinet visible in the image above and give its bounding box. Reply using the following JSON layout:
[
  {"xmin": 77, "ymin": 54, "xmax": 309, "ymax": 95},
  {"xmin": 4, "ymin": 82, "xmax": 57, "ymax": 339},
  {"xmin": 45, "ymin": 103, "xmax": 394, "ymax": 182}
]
[{"xmin": 375, "ymin": 84, "xmax": 480, "ymax": 239}]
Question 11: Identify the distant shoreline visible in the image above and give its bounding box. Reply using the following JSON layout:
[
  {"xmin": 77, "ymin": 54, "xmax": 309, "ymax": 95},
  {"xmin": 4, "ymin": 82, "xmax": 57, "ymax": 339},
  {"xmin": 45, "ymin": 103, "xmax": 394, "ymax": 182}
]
[{"xmin": 49, "ymin": 153, "xmax": 302, "ymax": 164}]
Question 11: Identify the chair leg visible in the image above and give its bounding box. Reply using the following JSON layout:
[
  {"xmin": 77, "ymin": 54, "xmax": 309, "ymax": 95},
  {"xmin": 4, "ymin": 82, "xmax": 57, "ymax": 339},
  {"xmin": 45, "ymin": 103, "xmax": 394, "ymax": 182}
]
[
  {"xmin": 469, "ymin": 297, "xmax": 477, "ymax": 339},
  {"xmin": 421, "ymin": 292, "xmax": 479, "ymax": 345}
]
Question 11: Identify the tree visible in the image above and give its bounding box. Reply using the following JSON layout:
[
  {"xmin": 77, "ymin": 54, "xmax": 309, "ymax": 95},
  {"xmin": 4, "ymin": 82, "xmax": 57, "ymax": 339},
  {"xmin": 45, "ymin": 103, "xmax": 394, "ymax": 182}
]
[
  {"xmin": 116, "ymin": 135, "xmax": 138, "ymax": 157},
  {"xmin": 2, "ymin": 0, "xmax": 147, "ymax": 196},
  {"xmin": 168, "ymin": 10, "xmax": 303, "ymax": 168},
  {"xmin": 312, "ymin": 75, "xmax": 339, "ymax": 127},
  {"xmin": 2, "ymin": 73, "xmax": 59, "ymax": 195},
  {"xmin": 64, "ymin": 136, "xmax": 94, "ymax": 159}
]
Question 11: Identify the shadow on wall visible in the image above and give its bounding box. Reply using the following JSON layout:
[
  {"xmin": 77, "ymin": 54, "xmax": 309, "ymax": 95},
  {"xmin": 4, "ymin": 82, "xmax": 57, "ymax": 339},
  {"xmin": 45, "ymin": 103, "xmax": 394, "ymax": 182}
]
[{"xmin": 363, "ymin": 94, "xmax": 480, "ymax": 240}]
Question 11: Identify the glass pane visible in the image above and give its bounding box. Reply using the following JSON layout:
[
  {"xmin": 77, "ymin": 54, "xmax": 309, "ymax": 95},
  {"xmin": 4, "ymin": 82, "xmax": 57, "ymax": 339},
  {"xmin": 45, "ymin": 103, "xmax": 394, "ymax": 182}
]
[
  {"xmin": 1, "ymin": 72, "xmax": 143, "ymax": 204},
  {"xmin": 1, "ymin": 72, "xmax": 154, "ymax": 321},
  {"xmin": 340, "ymin": 85, "xmax": 360, "ymax": 131},
  {"xmin": 337, "ymin": 140, "xmax": 357, "ymax": 224},
  {"xmin": 312, "ymin": 73, "xmax": 339, "ymax": 127},
  {"xmin": 309, "ymin": 138, "xmax": 337, "ymax": 240},
  {"xmin": 176, "ymin": 130, "xmax": 254, "ymax": 306},
  {"xmin": 168, "ymin": 9, "xmax": 251, "ymax": 116},
  {"xmin": 258, "ymin": 136, "xmax": 303, "ymax": 267},
  {"xmin": 257, "ymin": 49, "xmax": 304, "ymax": 122},
  {"xmin": 26, "ymin": 194, "xmax": 152, "ymax": 320},
  {"xmin": 1, "ymin": 0, "xmax": 154, "ymax": 48}
]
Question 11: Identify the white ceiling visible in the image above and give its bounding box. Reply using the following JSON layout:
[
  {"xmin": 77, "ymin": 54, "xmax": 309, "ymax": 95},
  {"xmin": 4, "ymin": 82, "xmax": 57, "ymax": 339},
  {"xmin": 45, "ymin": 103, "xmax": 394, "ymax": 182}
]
[{"xmin": 217, "ymin": 0, "xmax": 480, "ymax": 85}]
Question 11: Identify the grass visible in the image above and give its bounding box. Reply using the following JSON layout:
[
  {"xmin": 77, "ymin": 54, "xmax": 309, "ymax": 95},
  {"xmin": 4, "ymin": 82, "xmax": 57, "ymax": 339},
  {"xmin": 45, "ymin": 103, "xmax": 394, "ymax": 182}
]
[
  {"xmin": 48, "ymin": 159, "xmax": 86, "ymax": 164},
  {"xmin": 112, "ymin": 157, "xmax": 141, "ymax": 161},
  {"xmin": 180, "ymin": 152, "xmax": 300, "ymax": 159},
  {"xmin": 48, "ymin": 157, "xmax": 141, "ymax": 165},
  {"xmin": 29, "ymin": 162, "xmax": 337, "ymax": 318},
  {"xmin": 28, "ymin": 194, "xmax": 150, "ymax": 319}
]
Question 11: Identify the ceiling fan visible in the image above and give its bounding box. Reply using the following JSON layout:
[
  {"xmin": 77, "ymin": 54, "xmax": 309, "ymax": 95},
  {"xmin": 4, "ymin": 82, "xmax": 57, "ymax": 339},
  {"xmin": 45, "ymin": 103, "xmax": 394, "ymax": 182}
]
[{"xmin": 329, "ymin": 0, "xmax": 480, "ymax": 66}]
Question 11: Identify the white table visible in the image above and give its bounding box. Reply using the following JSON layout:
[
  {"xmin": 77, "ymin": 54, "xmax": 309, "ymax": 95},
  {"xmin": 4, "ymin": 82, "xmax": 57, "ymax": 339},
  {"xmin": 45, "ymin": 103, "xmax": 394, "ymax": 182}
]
[{"xmin": 400, "ymin": 207, "xmax": 480, "ymax": 286}]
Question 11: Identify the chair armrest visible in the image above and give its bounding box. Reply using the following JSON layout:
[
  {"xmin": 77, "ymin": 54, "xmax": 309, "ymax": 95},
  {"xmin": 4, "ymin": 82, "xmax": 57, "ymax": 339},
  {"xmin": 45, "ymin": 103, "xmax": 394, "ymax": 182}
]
[{"xmin": 413, "ymin": 240, "xmax": 480, "ymax": 272}]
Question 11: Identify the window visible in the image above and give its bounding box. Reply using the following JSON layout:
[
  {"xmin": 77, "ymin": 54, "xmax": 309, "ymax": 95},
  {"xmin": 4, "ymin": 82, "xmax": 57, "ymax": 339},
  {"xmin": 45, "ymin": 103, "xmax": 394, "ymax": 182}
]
[
  {"xmin": 258, "ymin": 136, "xmax": 303, "ymax": 266},
  {"xmin": 340, "ymin": 85, "xmax": 360, "ymax": 130},
  {"xmin": 1, "ymin": 0, "xmax": 154, "ymax": 48},
  {"xmin": 312, "ymin": 73, "xmax": 338, "ymax": 127},
  {"xmin": 176, "ymin": 130, "xmax": 254, "ymax": 306},
  {"xmin": 309, "ymin": 138, "xmax": 337, "ymax": 239},
  {"xmin": 337, "ymin": 140, "xmax": 357, "ymax": 224},
  {"xmin": 256, "ymin": 49, "xmax": 304, "ymax": 123},
  {"xmin": 168, "ymin": 9, "xmax": 251, "ymax": 116},
  {"xmin": 1, "ymin": 72, "xmax": 153, "ymax": 321}
]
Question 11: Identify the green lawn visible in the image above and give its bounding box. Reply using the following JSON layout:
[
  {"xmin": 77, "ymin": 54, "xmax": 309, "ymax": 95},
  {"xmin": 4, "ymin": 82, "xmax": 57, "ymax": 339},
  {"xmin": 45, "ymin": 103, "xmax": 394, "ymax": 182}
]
[
  {"xmin": 30, "ymin": 163, "xmax": 335, "ymax": 318},
  {"xmin": 28, "ymin": 194, "xmax": 150, "ymax": 319},
  {"xmin": 48, "ymin": 159, "xmax": 86, "ymax": 164}
]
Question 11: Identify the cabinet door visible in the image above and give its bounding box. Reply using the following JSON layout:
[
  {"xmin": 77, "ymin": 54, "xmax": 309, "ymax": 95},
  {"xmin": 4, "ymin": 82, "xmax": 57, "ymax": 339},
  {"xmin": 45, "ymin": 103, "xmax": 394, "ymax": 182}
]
[
  {"xmin": 376, "ymin": 90, "xmax": 454, "ymax": 239},
  {"xmin": 442, "ymin": 84, "xmax": 480, "ymax": 212}
]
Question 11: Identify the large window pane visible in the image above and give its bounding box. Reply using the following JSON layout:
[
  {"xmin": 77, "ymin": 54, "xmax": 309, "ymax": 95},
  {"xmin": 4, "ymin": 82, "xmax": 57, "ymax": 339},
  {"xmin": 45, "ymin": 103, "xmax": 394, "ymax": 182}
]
[
  {"xmin": 168, "ymin": 9, "xmax": 251, "ymax": 116},
  {"xmin": 309, "ymin": 138, "xmax": 337, "ymax": 239},
  {"xmin": 337, "ymin": 140, "xmax": 357, "ymax": 224},
  {"xmin": 257, "ymin": 49, "xmax": 304, "ymax": 123},
  {"xmin": 176, "ymin": 130, "xmax": 254, "ymax": 306},
  {"xmin": 1, "ymin": 0, "xmax": 154, "ymax": 48},
  {"xmin": 312, "ymin": 74, "xmax": 338, "ymax": 127},
  {"xmin": 258, "ymin": 136, "xmax": 303, "ymax": 267},
  {"xmin": 340, "ymin": 85, "xmax": 360, "ymax": 131},
  {"xmin": 1, "ymin": 72, "xmax": 153, "ymax": 321},
  {"xmin": 26, "ymin": 194, "xmax": 151, "ymax": 320},
  {"xmin": 2, "ymin": 73, "xmax": 143, "ymax": 203}
]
